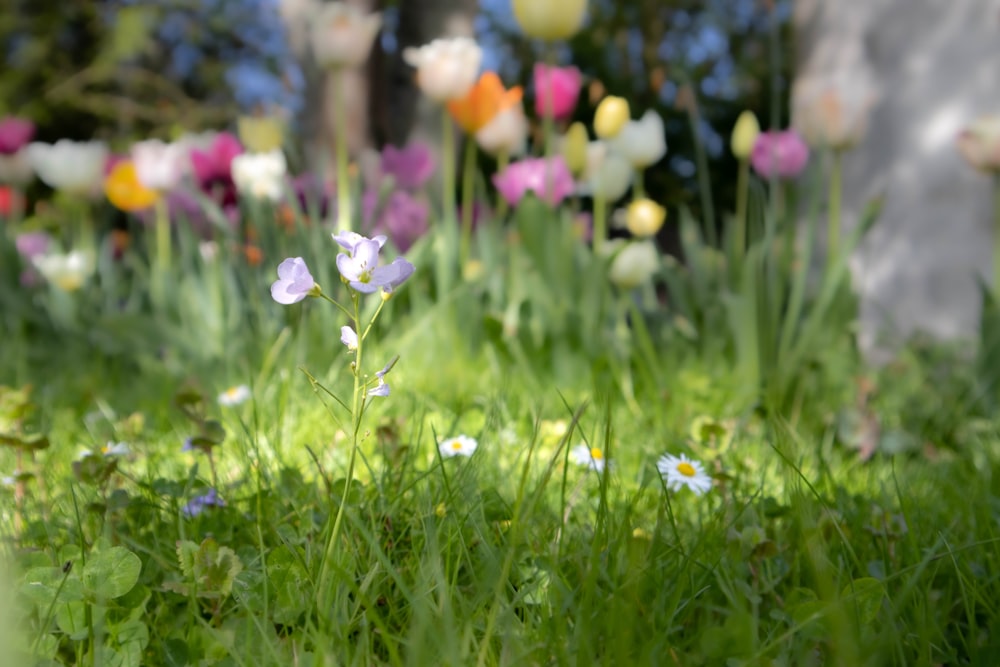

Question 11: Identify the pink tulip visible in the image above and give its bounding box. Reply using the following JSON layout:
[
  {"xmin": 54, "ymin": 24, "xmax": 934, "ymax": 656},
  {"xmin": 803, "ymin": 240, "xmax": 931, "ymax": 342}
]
[
  {"xmin": 533, "ymin": 64, "xmax": 582, "ymax": 121},
  {"xmin": 190, "ymin": 132, "xmax": 243, "ymax": 188},
  {"xmin": 492, "ymin": 156, "xmax": 575, "ymax": 208},
  {"xmin": 0, "ymin": 117, "xmax": 34, "ymax": 155},
  {"xmin": 750, "ymin": 130, "xmax": 809, "ymax": 180}
]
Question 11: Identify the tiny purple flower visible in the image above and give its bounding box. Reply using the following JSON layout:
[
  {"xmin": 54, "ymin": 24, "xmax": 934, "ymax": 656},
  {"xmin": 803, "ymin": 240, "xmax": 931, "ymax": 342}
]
[
  {"xmin": 271, "ymin": 257, "xmax": 316, "ymax": 304},
  {"xmin": 182, "ymin": 488, "xmax": 226, "ymax": 518},
  {"xmin": 381, "ymin": 141, "xmax": 435, "ymax": 191},
  {"xmin": 0, "ymin": 117, "xmax": 35, "ymax": 155},
  {"xmin": 367, "ymin": 359, "xmax": 395, "ymax": 397},
  {"xmin": 336, "ymin": 239, "xmax": 415, "ymax": 294},
  {"xmin": 340, "ymin": 326, "xmax": 358, "ymax": 350},
  {"xmin": 181, "ymin": 437, "xmax": 195, "ymax": 452}
]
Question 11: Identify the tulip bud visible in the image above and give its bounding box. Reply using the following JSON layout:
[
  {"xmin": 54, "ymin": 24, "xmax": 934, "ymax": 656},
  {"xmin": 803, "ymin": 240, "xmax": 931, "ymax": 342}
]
[
  {"xmin": 730, "ymin": 111, "xmax": 760, "ymax": 160},
  {"xmin": 625, "ymin": 199, "xmax": 667, "ymax": 238},
  {"xmin": 561, "ymin": 122, "xmax": 590, "ymax": 175},
  {"xmin": 594, "ymin": 96, "xmax": 630, "ymax": 139},
  {"xmin": 512, "ymin": 0, "xmax": 587, "ymax": 41},
  {"xmin": 609, "ymin": 240, "xmax": 660, "ymax": 289}
]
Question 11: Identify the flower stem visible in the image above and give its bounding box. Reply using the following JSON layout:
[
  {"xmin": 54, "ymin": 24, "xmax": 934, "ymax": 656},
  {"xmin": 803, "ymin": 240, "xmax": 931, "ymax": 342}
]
[
  {"xmin": 593, "ymin": 192, "xmax": 607, "ymax": 256},
  {"xmin": 542, "ymin": 44, "xmax": 558, "ymax": 160},
  {"xmin": 496, "ymin": 150, "xmax": 510, "ymax": 220},
  {"xmin": 734, "ymin": 158, "xmax": 749, "ymax": 265},
  {"xmin": 317, "ymin": 292, "xmax": 363, "ymax": 619},
  {"xmin": 684, "ymin": 87, "xmax": 716, "ymax": 247},
  {"xmin": 152, "ymin": 196, "xmax": 170, "ymax": 308},
  {"xmin": 633, "ymin": 169, "xmax": 646, "ymax": 199},
  {"xmin": 828, "ymin": 148, "xmax": 843, "ymax": 268},
  {"xmin": 993, "ymin": 172, "xmax": 1000, "ymax": 296},
  {"xmin": 441, "ymin": 108, "xmax": 456, "ymax": 227},
  {"xmin": 334, "ymin": 69, "xmax": 352, "ymax": 233},
  {"xmin": 460, "ymin": 136, "xmax": 477, "ymax": 266}
]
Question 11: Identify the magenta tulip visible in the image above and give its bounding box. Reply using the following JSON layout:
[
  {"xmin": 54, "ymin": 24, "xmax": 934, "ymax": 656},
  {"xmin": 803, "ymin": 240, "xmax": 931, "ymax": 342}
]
[
  {"xmin": 533, "ymin": 64, "xmax": 582, "ymax": 121},
  {"xmin": 750, "ymin": 130, "xmax": 810, "ymax": 180}
]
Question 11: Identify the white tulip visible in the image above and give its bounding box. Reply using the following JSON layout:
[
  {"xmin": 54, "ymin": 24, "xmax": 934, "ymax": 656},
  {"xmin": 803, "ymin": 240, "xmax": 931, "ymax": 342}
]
[
  {"xmin": 608, "ymin": 240, "xmax": 660, "ymax": 289},
  {"xmin": 26, "ymin": 140, "xmax": 108, "ymax": 195},
  {"xmin": 403, "ymin": 37, "xmax": 483, "ymax": 103},
  {"xmin": 232, "ymin": 150, "xmax": 288, "ymax": 202},
  {"xmin": 792, "ymin": 68, "xmax": 877, "ymax": 151},
  {"xmin": 579, "ymin": 142, "xmax": 633, "ymax": 202},
  {"xmin": 33, "ymin": 250, "xmax": 95, "ymax": 291},
  {"xmin": 475, "ymin": 105, "xmax": 529, "ymax": 157},
  {"xmin": 131, "ymin": 139, "xmax": 188, "ymax": 191},
  {"xmin": 611, "ymin": 110, "xmax": 667, "ymax": 168},
  {"xmin": 310, "ymin": 2, "xmax": 382, "ymax": 69}
]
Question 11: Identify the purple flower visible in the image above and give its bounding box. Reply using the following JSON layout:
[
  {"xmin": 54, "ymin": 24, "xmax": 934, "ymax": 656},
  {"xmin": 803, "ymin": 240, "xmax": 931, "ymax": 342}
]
[
  {"xmin": 182, "ymin": 488, "xmax": 226, "ymax": 518},
  {"xmin": 493, "ymin": 156, "xmax": 575, "ymax": 208},
  {"xmin": 336, "ymin": 237, "xmax": 415, "ymax": 294},
  {"xmin": 363, "ymin": 190, "xmax": 430, "ymax": 253},
  {"xmin": 750, "ymin": 130, "xmax": 810, "ymax": 180},
  {"xmin": 190, "ymin": 132, "xmax": 243, "ymax": 188},
  {"xmin": 340, "ymin": 326, "xmax": 358, "ymax": 350},
  {"xmin": 333, "ymin": 230, "xmax": 387, "ymax": 255},
  {"xmin": 15, "ymin": 232, "xmax": 51, "ymax": 259},
  {"xmin": 381, "ymin": 142, "xmax": 435, "ymax": 191},
  {"xmin": 368, "ymin": 359, "xmax": 395, "ymax": 397},
  {"xmin": 0, "ymin": 117, "xmax": 35, "ymax": 155},
  {"xmin": 271, "ymin": 257, "xmax": 317, "ymax": 304}
]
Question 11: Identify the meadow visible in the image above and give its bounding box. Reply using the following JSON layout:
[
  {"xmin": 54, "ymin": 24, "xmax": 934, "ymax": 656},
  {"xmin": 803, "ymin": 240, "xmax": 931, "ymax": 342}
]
[{"xmin": 5, "ymin": 3, "xmax": 1000, "ymax": 666}]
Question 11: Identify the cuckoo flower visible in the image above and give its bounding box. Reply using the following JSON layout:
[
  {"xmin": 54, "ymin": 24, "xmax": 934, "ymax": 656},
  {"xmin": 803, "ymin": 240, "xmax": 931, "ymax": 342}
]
[
  {"xmin": 513, "ymin": 0, "xmax": 587, "ymax": 41},
  {"xmin": 534, "ymin": 64, "xmax": 582, "ymax": 121},
  {"xmin": 336, "ymin": 236, "xmax": 415, "ymax": 294},
  {"xmin": 447, "ymin": 71, "xmax": 523, "ymax": 135},
  {"xmin": 333, "ymin": 230, "xmax": 387, "ymax": 254},
  {"xmin": 270, "ymin": 257, "xmax": 317, "ymax": 304},
  {"xmin": 310, "ymin": 2, "xmax": 382, "ymax": 69},
  {"xmin": 492, "ymin": 156, "xmax": 575, "ymax": 208},
  {"xmin": 27, "ymin": 140, "xmax": 108, "ymax": 194},
  {"xmin": 403, "ymin": 37, "xmax": 483, "ymax": 103},
  {"xmin": 381, "ymin": 142, "xmax": 435, "ymax": 190},
  {"xmin": 0, "ymin": 117, "xmax": 34, "ymax": 155},
  {"xmin": 750, "ymin": 130, "xmax": 809, "ymax": 180}
]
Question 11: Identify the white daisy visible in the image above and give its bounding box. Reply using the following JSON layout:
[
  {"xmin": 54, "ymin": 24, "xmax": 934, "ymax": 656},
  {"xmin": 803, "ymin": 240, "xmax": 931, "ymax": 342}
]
[
  {"xmin": 218, "ymin": 385, "xmax": 251, "ymax": 406},
  {"xmin": 570, "ymin": 443, "xmax": 608, "ymax": 472},
  {"xmin": 657, "ymin": 453, "xmax": 712, "ymax": 495},
  {"xmin": 76, "ymin": 441, "xmax": 130, "ymax": 461},
  {"xmin": 439, "ymin": 434, "xmax": 477, "ymax": 458}
]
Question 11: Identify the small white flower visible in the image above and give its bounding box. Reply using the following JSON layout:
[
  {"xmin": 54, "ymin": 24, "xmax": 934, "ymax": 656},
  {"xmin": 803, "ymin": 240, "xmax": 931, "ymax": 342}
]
[
  {"xmin": 340, "ymin": 326, "xmax": 358, "ymax": 351},
  {"xmin": 27, "ymin": 140, "xmax": 108, "ymax": 194},
  {"xmin": 101, "ymin": 441, "xmax": 130, "ymax": 457},
  {"xmin": 1, "ymin": 475, "xmax": 16, "ymax": 487},
  {"xmin": 232, "ymin": 149, "xmax": 287, "ymax": 201},
  {"xmin": 218, "ymin": 385, "xmax": 251, "ymax": 406},
  {"xmin": 570, "ymin": 443, "xmax": 607, "ymax": 472},
  {"xmin": 439, "ymin": 434, "xmax": 477, "ymax": 458},
  {"xmin": 657, "ymin": 453, "xmax": 712, "ymax": 496},
  {"xmin": 403, "ymin": 37, "xmax": 483, "ymax": 103}
]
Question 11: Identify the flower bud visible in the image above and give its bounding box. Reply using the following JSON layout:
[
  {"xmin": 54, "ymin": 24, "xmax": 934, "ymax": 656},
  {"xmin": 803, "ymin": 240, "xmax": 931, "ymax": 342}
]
[
  {"xmin": 512, "ymin": 0, "xmax": 587, "ymax": 41},
  {"xmin": 730, "ymin": 111, "xmax": 760, "ymax": 160},
  {"xmin": 625, "ymin": 198, "xmax": 667, "ymax": 238},
  {"xmin": 594, "ymin": 96, "xmax": 630, "ymax": 139},
  {"xmin": 561, "ymin": 122, "xmax": 590, "ymax": 175}
]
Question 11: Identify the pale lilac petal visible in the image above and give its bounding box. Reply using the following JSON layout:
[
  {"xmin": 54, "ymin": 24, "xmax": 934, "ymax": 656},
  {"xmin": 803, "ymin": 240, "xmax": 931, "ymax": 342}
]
[{"xmin": 340, "ymin": 326, "xmax": 358, "ymax": 349}]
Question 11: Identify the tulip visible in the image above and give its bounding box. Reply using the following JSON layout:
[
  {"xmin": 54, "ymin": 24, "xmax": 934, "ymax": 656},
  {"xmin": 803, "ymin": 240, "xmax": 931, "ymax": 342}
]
[
  {"xmin": 476, "ymin": 105, "xmax": 529, "ymax": 157},
  {"xmin": 956, "ymin": 116, "xmax": 1000, "ymax": 173},
  {"xmin": 32, "ymin": 250, "xmax": 95, "ymax": 292},
  {"xmin": 131, "ymin": 139, "xmax": 187, "ymax": 192},
  {"xmin": 492, "ymin": 156, "xmax": 575, "ymax": 208},
  {"xmin": 594, "ymin": 96, "xmax": 630, "ymax": 139},
  {"xmin": 534, "ymin": 64, "xmax": 582, "ymax": 121},
  {"xmin": 625, "ymin": 199, "xmax": 666, "ymax": 238},
  {"xmin": 447, "ymin": 71, "xmax": 523, "ymax": 134},
  {"xmin": 232, "ymin": 150, "xmax": 288, "ymax": 202},
  {"xmin": 611, "ymin": 109, "xmax": 667, "ymax": 169},
  {"xmin": 792, "ymin": 70, "xmax": 876, "ymax": 151},
  {"xmin": 105, "ymin": 160, "xmax": 160, "ymax": 213},
  {"xmin": 609, "ymin": 240, "xmax": 660, "ymax": 289},
  {"xmin": 512, "ymin": 0, "xmax": 587, "ymax": 41},
  {"xmin": 26, "ymin": 140, "xmax": 108, "ymax": 195},
  {"xmin": 0, "ymin": 117, "xmax": 34, "ymax": 155},
  {"xmin": 237, "ymin": 115, "xmax": 285, "ymax": 153},
  {"xmin": 730, "ymin": 111, "xmax": 760, "ymax": 160},
  {"xmin": 403, "ymin": 37, "xmax": 483, "ymax": 103},
  {"xmin": 583, "ymin": 143, "xmax": 633, "ymax": 201},
  {"xmin": 380, "ymin": 142, "xmax": 436, "ymax": 190},
  {"xmin": 749, "ymin": 130, "xmax": 809, "ymax": 180},
  {"xmin": 362, "ymin": 189, "xmax": 429, "ymax": 253},
  {"xmin": 190, "ymin": 132, "xmax": 243, "ymax": 189},
  {"xmin": 310, "ymin": 2, "xmax": 382, "ymax": 69},
  {"xmin": 561, "ymin": 122, "xmax": 590, "ymax": 175}
]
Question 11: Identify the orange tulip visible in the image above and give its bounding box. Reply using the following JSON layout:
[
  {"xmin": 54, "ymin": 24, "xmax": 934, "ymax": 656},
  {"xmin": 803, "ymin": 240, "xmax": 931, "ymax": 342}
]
[
  {"xmin": 105, "ymin": 160, "xmax": 160, "ymax": 212},
  {"xmin": 447, "ymin": 72, "xmax": 523, "ymax": 134}
]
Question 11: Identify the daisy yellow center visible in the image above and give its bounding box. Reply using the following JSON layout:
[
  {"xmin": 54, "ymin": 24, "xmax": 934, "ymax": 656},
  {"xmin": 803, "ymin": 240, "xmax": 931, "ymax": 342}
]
[
  {"xmin": 590, "ymin": 447, "xmax": 604, "ymax": 460},
  {"xmin": 225, "ymin": 387, "xmax": 240, "ymax": 397},
  {"xmin": 676, "ymin": 462, "xmax": 696, "ymax": 477},
  {"xmin": 451, "ymin": 441, "xmax": 463, "ymax": 451},
  {"xmin": 101, "ymin": 444, "xmax": 112, "ymax": 454}
]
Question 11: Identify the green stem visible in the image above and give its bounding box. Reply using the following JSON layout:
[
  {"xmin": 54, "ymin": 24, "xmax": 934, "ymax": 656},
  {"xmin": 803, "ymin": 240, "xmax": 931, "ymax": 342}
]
[
  {"xmin": 828, "ymin": 149, "xmax": 843, "ymax": 269},
  {"xmin": 735, "ymin": 158, "xmax": 749, "ymax": 264},
  {"xmin": 334, "ymin": 69, "xmax": 352, "ymax": 233},
  {"xmin": 152, "ymin": 196, "xmax": 170, "ymax": 308},
  {"xmin": 317, "ymin": 292, "xmax": 363, "ymax": 619},
  {"xmin": 593, "ymin": 193, "xmax": 607, "ymax": 256},
  {"xmin": 496, "ymin": 150, "xmax": 510, "ymax": 220},
  {"xmin": 633, "ymin": 169, "xmax": 645, "ymax": 199},
  {"xmin": 460, "ymin": 136, "xmax": 477, "ymax": 266},
  {"xmin": 441, "ymin": 108, "xmax": 456, "ymax": 226},
  {"xmin": 994, "ymin": 173, "xmax": 1000, "ymax": 296},
  {"xmin": 541, "ymin": 45, "xmax": 558, "ymax": 159},
  {"xmin": 685, "ymin": 88, "xmax": 717, "ymax": 247}
]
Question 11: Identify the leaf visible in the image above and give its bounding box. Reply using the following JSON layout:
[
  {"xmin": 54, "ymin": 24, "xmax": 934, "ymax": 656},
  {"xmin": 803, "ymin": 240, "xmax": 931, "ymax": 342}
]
[
  {"xmin": 20, "ymin": 566, "xmax": 84, "ymax": 609},
  {"xmin": 176, "ymin": 538, "xmax": 243, "ymax": 598},
  {"xmin": 83, "ymin": 547, "xmax": 141, "ymax": 599},
  {"xmin": 55, "ymin": 600, "xmax": 88, "ymax": 640},
  {"xmin": 841, "ymin": 577, "xmax": 884, "ymax": 625},
  {"xmin": 111, "ymin": 620, "xmax": 149, "ymax": 667}
]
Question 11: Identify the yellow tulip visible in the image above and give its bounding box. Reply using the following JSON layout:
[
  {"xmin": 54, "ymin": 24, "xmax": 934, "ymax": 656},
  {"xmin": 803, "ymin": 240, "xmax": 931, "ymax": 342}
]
[
  {"xmin": 104, "ymin": 160, "xmax": 160, "ymax": 212},
  {"xmin": 625, "ymin": 198, "xmax": 667, "ymax": 237},
  {"xmin": 730, "ymin": 110, "xmax": 760, "ymax": 160},
  {"xmin": 594, "ymin": 96, "xmax": 630, "ymax": 139},
  {"xmin": 512, "ymin": 0, "xmax": 587, "ymax": 41},
  {"xmin": 561, "ymin": 122, "xmax": 590, "ymax": 175},
  {"xmin": 237, "ymin": 115, "xmax": 285, "ymax": 153}
]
